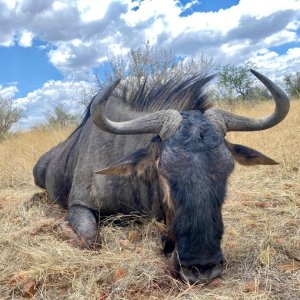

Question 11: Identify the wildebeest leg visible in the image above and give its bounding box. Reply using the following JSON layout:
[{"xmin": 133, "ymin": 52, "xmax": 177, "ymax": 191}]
[{"xmin": 58, "ymin": 205, "xmax": 100, "ymax": 249}]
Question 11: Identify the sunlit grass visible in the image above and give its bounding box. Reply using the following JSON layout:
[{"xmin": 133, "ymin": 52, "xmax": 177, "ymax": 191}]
[{"xmin": 0, "ymin": 101, "xmax": 299, "ymax": 299}]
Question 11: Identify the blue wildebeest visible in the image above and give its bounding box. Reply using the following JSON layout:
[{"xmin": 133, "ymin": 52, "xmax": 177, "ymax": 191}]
[{"xmin": 33, "ymin": 70, "xmax": 289, "ymax": 283}]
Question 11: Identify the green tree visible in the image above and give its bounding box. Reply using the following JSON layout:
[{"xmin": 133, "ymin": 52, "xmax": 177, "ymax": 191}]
[
  {"xmin": 47, "ymin": 104, "xmax": 79, "ymax": 128},
  {"xmin": 283, "ymin": 72, "xmax": 300, "ymax": 98},
  {"xmin": 218, "ymin": 62, "xmax": 256, "ymax": 101},
  {"xmin": 249, "ymin": 85, "xmax": 272, "ymax": 101},
  {"xmin": 0, "ymin": 96, "xmax": 23, "ymax": 140}
]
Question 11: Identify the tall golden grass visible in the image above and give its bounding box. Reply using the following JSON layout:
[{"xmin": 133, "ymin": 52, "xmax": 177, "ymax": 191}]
[{"xmin": 0, "ymin": 101, "xmax": 299, "ymax": 299}]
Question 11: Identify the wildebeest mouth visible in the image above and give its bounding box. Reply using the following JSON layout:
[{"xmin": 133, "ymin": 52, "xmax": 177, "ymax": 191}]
[
  {"xmin": 172, "ymin": 252, "xmax": 224, "ymax": 284},
  {"xmin": 179, "ymin": 263, "xmax": 223, "ymax": 284}
]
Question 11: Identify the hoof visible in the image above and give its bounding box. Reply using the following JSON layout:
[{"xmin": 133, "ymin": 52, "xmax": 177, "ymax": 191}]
[{"xmin": 55, "ymin": 221, "xmax": 101, "ymax": 249}]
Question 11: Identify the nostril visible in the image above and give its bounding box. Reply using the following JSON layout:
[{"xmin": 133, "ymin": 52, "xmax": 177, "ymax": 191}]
[
  {"xmin": 190, "ymin": 265, "xmax": 200, "ymax": 277},
  {"xmin": 191, "ymin": 263, "xmax": 216, "ymax": 273},
  {"xmin": 180, "ymin": 262, "xmax": 223, "ymax": 284}
]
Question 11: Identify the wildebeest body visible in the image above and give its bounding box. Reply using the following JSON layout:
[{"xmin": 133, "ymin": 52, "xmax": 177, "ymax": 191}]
[
  {"xmin": 34, "ymin": 100, "xmax": 164, "ymax": 215},
  {"xmin": 33, "ymin": 70, "xmax": 290, "ymax": 284}
]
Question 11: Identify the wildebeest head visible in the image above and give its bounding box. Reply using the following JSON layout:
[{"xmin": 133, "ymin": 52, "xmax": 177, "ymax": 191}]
[{"xmin": 92, "ymin": 70, "xmax": 289, "ymax": 283}]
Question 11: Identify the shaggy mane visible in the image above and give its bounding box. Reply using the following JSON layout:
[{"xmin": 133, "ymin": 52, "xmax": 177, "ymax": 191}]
[
  {"xmin": 116, "ymin": 73, "xmax": 214, "ymax": 113},
  {"xmin": 68, "ymin": 73, "xmax": 214, "ymax": 140}
]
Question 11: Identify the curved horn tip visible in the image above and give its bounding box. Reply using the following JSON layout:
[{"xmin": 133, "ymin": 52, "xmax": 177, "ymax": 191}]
[
  {"xmin": 250, "ymin": 69, "xmax": 262, "ymax": 78},
  {"xmin": 101, "ymin": 78, "xmax": 121, "ymax": 98},
  {"xmin": 249, "ymin": 69, "xmax": 272, "ymax": 84},
  {"xmin": 111, "ymin": 78, "xmax": 122, "ymax": 88}
]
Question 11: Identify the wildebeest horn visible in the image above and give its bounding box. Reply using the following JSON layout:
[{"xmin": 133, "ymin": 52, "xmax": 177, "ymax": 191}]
[
  {"xmin": 91, "ymin": 79, "xmax": 183, "ymax": 139},
  {"xmin": 204, "ymin": 69, "xmax": 290, "ymax": 134}
]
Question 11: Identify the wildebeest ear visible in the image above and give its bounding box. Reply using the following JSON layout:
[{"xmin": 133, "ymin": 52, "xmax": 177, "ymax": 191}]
[
  {"xmin": 95, "ymin": 163, "xmax": 136, "ymax": 176},
  {"xmin": 96, "ymin": 141, "xmax": 161, "ymax": 176},
  {"xmin": 225, "ymin": 140, "xmax": 279, "ymax": 166}
]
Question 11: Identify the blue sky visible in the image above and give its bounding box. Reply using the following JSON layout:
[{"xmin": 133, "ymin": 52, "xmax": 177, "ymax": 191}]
[
  {"xmin": 0, "ymin": 41, "xmax": 62, "ymax": 97},
  {"xmin": 0, "ymin": 0, "xmax": 299, "ymax": 129},
  {"xmin": 179, "ymin": 0, "xmax": 240, "ymax": 15}
]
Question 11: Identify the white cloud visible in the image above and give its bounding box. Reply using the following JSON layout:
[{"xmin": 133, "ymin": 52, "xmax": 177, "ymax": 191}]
[
  {"xmin": 15, "ymin": 79, "xmax": 97, "ymax": 129},
  {"xmin": 48, "ymin": 45, "xmax": 71, "ymax": 65},
  {"xmin": 52, "ymin": 0, "xmax": 68, "ymax": 11},
  {"xmin": 19, "ymin": 30, "xmax": 34, "ymax": 47},
  {"xmin": 221, "ymin": 41, "xmax": 250, "ymax": 57},
  {"xmin": 263, "ymin": 30, "xmax": 298, "ymax": 47},
  {"xmin": 182, "ymin": 0, "xmax": 199, "ymax": 11},
  {"xmin": 250, "ymin": 47, "xmax": 300, "ymax": 79},
  {"xmin": 0, "ymin": 83, "xmax": 19, "ymax": 99},
  {"xmin": 286, "ymin": 19, "xmax": 300, "ymax": 31},
  {"xmin": 77, "ymin": 0, "xmax": 115, "ymax": 22},
  {"xmin": 0, "ymin": 0, "xmax": 299, "ymax": 76}
]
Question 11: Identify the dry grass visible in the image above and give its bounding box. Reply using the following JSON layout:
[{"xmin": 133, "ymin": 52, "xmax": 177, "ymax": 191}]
[{"xmin": 0, "ymin": 101, "xmax": 299, "ymax": 299}]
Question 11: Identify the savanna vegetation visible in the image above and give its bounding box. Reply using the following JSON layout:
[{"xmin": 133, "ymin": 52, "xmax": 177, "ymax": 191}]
[
  {"xmin": 0, "ymin": 45, "xmax": 299, "ymax": 299},
  {"xmin": 0, "ymin": 96, "xmax": 23, "ymax": 141},
  {"xmin": 0, "ymin": 100, "xmax": 299, "ymax": 299}
]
